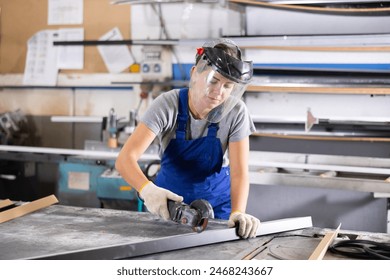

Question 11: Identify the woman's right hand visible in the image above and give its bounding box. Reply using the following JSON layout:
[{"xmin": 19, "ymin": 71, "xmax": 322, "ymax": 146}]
[{"xmin": 139, "ymin": 181, "xmax": 183, "ymax": 220}]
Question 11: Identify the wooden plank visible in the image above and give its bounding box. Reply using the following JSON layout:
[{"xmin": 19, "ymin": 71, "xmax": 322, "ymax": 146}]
[
  {"xmin": 0, "ymin": 199, "xmax": 14, "ymax": 209},
  {"xmin": 309, "ymin": 224, "xmax": 341, "ymax": 260},
  {"xmin": 242, "ymin": 246, "xmax": 267, "ymax": 260},
  {"xmin": 0, "ymin": 195, "xmax": 59, "ymax": 224}
]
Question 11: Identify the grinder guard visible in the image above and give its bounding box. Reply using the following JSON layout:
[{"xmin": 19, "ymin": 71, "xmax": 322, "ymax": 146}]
[{"xmin": 168, "ymin": 199, "xmax": 214, "ymax": 232}]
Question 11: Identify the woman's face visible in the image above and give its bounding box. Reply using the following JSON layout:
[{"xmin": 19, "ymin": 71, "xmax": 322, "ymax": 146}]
[
  {"xmin": 205, "ymin": 71, "xmax": 235, "ymax": 106},
  {"xmin": 189, "ymin": 67, "xmax": 235, "ymax": 119}
]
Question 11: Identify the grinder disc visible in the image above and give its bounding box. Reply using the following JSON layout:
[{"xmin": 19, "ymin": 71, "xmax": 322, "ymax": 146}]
[{"xmin": 190, "ymin": 199, "xmax": 214, "ymax": 232}]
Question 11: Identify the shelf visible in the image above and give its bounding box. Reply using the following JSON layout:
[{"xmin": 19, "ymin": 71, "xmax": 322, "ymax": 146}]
[{"xmin": 0, "ymin": 73, "xmax": 143, "ymax": 89}]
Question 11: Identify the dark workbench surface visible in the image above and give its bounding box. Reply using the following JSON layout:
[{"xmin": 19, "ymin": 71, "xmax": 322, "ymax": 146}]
[{"xmin": 1, "ymin": 204, "xmax": 389, "ymax": 260}]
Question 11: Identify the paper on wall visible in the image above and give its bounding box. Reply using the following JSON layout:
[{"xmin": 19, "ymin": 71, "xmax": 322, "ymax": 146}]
[
  {"xmin": 48, "ymin": 0, "xmax": 83, "ymax": 25},
  {"xmin": 56, "ymin": 28, "xmax": 84, "ymax": 70},
  {"xmin": 23, "ymin": 30, "xmax": 59, "ymax": 86},
  {"xmin": 97, "ymin": 27, "xmax": 133, "ymax": 73}
]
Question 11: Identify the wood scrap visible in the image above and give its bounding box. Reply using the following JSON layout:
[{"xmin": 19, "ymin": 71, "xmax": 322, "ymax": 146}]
[
  {"xmin": 0, "ymin": 199, "xmax": 14, "ymax": 209},
  {"xmin": 242, "ymin": 246, "xmax": 267, "ymax": 260},
  {"xmin": 309, "ymin": 224, "xmax": 341, "ymax": 260},
  {"xmin": 0, "ymin": 195, "xmax": 58, "ymax": 224}
]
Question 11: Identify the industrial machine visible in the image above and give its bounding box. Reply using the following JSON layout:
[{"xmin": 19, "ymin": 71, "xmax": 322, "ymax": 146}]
[
  {"xmin": 0, "ymin": 109, "xmax": 31, "ymax": 145},
  {"xmin": 56, "ymin": 105, "xmax": 160, "ymax": 211},
  {"xmin": 57, "ymin": 152, "xmax": 159, "ymax": 211},
  {"xmin": 57, "ymin": 158, "xmax": 140, "ymax": 210}
]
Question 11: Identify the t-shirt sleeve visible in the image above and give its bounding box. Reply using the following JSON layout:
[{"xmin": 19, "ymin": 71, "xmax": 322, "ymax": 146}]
[
  {"xmin": 228, "ymin": 100, "xmax": 256, "ymax": 142},
  {"xmin": 140, "ymin": 90, "xmax": 179, "ymax": 135}
]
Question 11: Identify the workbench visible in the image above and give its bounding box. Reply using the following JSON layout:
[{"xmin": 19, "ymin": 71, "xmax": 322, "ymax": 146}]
[
  {"xmin": 1, "ymin": 203, "xmax": 389, "ymax": 260},
  {"xmin": 1, "ymin": 145, "xmax": 390, "ymax": 233}
]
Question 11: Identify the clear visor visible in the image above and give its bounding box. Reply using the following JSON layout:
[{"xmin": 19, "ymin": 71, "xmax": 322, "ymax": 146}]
[{"xmin": 189, "ymin": 61, "xmax": 248, "ymax": 123}]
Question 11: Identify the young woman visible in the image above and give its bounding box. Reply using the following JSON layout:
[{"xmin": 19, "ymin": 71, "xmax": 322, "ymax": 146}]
[{"xmin": 116, "ymin": 39, "xmax": 260, "ymax": 238}]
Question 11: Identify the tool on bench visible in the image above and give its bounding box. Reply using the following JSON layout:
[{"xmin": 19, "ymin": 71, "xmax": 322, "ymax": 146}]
[{"xmin": 167, "ymin": 199, "xmax": 214, "ymax": 233}]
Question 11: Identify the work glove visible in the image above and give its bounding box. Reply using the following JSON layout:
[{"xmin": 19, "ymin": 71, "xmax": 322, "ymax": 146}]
[
  {"xmin": 228, "ymin": 211, "xmax": 260, "ymax": 239},
  {"xmin": 139, "ymin": 181, "xmax": 183, "ymax": 220}
]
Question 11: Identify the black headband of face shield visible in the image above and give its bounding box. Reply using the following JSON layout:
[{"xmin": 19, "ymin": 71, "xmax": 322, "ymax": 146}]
[{"xmin": 201, "ymin": 47, "xmax": 253, "ymax": 84}]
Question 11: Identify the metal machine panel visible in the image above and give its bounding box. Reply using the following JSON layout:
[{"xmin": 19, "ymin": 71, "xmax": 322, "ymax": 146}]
[{"xmin": 58, "ymin": 160, "xmax": 143, "ymax": 211}]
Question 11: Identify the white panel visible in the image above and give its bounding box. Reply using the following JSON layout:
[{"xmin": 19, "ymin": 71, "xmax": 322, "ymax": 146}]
[
  {"xmin": 68, "ymin": 172, "xmax": 90, "ymax": 191},
  {"xmin": 246, "ymin": 6, "xmax": 390, "ymax": 35},
  {"xmin": 0, "ymin": 88, "xmax": 73, "ymax": 116},
  {"xmin": 171, "ymin": 45, "xmax": 200, "ymax": 63},
  {"xmin": 74, "ymin": 89, "xmax": 140, "ymax": 118},
  {"xmin": 131, "ymin": 3, "xmax": 242, "ymax": 40},
  {"xmin": 246, "ymin": 49, "xmax": 390, "ymax": 64},
  {"xmin": 246, "ymin": 92, "xmax": 390, "ymax": 122}
]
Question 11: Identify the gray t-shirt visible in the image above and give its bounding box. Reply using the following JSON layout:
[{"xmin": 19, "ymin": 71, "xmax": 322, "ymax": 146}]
[{"xmin": 141, "ymin": 88, "xmax": 256, "ymax": 166}]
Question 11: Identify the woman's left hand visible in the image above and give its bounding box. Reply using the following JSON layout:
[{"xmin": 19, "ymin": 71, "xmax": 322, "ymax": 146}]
[{"xmin": 228, "ymin": 212, "xmax": 260, "ymax": 239}]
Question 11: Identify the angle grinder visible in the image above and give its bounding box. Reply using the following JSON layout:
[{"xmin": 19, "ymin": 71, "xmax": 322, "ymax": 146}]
[{"xmin": 167, "ymin": 199, "xmax": 214, "ymax": 233}]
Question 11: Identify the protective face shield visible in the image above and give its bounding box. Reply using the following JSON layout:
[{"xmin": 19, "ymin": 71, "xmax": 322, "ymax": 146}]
[{"xmin": 189, "ymin": 40, "xmax": 253, "ymax": 123}]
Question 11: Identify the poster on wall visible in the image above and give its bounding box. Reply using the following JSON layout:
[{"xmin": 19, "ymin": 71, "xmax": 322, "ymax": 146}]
[
  {"xmin": 97, "ymin": 27, "xmax": 134, "ymax": 73},
  {"xmin": 48, "ymin": 0, "xmax": 83, "ymax": 25},
  {"xmin": 23, "ymin": 30, "xmax": 59, "ymax": 86},
  {"xmin": 56, "ymin": 28, "xmax": 84, "ymax": 70}
]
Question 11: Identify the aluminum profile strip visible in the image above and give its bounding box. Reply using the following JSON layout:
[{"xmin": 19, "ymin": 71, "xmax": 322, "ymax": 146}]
[
  {"xmin": 30, "ymin": 216, "xmax": 312, "ymax": 260},
  {"xmin": 0, "ymin": 145, "xmax": 159, "ymax": 161}
]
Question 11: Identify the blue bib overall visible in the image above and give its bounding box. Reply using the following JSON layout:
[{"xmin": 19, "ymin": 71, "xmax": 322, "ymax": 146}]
[{"xmin": 155, "ymin": 88, "xmax": 231, "ymax": 219}]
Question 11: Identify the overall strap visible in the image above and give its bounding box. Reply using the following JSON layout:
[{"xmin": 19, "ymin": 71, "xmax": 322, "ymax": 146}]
[
  {"xmin": 176, "ymin": 88, "xmax": 189, "ymax": 139},
  {"xmin": 205, "ymin": 107, "xmax": 220, "ymax": 138},
  {"xmin": 177, "ymin": 88, "xmax": 219, "ymax": 139},
  {"xmin": 207, "ymin": 122, "xmax": 219, "ymax": 137}
]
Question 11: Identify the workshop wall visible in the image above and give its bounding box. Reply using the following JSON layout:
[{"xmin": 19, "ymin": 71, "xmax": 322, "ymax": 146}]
[
  {"xmin": 0, "ymin": 88, "xmax": 144, "ymax": 150},
  {"xmin": 0, "ymin": 0, "xmax": 139, "ymax": 122},
  {"xmin": 0, "ymin": 0, "xmax": 131, "ymax": 74},
  {"xmin": 3, "ymin": 2, "xmax": 389, "ymax": 118},
  {"xmin": 1, "ymin": 2, "xmax": 390, "ymax": 233},
  {"xmin": 0, "ymin": 0, "xmax": 140, "ymax": 148}
]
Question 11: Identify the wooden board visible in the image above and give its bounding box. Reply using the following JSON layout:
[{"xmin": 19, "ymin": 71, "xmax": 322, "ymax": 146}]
[
  {"xmin": 0, "ymin": 195, "xmax": 58, "ymax": 224},
  {"xmin": 0, "ymin": 0, "xmax": 131, "ymax": 74},
  {"xmin": 309, "ymin": 224, "xmax": 341, "ymax": 260},
  {"xmin": 0, "ymin": 199, "xmax": 14, "ymax": 209}
]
